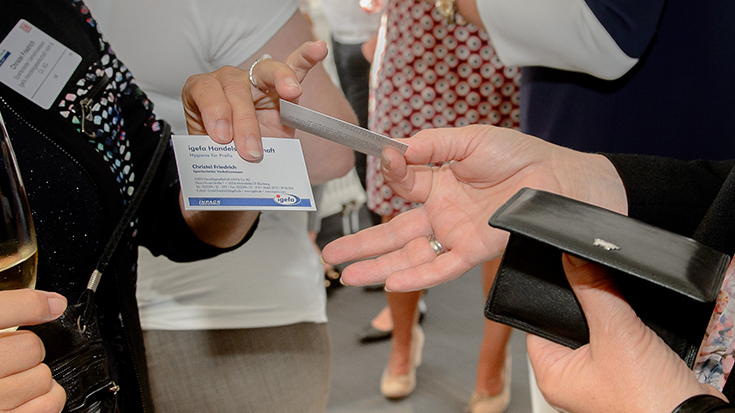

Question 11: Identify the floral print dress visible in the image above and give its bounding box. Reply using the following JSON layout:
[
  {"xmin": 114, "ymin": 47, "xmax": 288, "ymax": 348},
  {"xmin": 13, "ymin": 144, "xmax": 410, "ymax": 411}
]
[{"xmin": 366, "ymin": 0, "xmax": 520, "ymax": 217}]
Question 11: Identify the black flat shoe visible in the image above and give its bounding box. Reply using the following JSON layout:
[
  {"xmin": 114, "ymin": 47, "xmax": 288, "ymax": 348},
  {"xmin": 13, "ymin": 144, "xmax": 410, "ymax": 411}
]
[
  {"xmin": 362, "ymin": 283, "xmax": 386, "ymax": 292},
  {"xmin": 357, "ymin": 302, "xmax": 427, "ymax": 344},
  {"xmin": 357, "ymin": 324, "xmax": 392, "ymax": 343}
]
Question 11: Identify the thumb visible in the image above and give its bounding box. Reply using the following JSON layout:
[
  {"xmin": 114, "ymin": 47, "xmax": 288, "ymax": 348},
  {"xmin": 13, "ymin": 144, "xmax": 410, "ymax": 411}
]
[
  {"xmin": 562, "ymin": 254, "xmax": 642, "ymax": 343},
  {"xmin": 285, "ymin": 40, "xmax": 328, "ymax": 84},
  {"xmin": 381, "ymin": 147, "xmax": 414, "ymax": 197},
  {"xmin": 0, "ymin": 289, "xmax": 66, "ymax": 330}
]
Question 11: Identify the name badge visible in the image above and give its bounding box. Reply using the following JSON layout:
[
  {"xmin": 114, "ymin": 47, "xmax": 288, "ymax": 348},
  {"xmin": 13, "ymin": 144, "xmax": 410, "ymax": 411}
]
[
  {"xmin": 0, "ymin": 19, "xmax": 82, "ymax": 109},
  {"xmin": 172, "ymin": 135, "xmax": 316, "ymax": 211}
]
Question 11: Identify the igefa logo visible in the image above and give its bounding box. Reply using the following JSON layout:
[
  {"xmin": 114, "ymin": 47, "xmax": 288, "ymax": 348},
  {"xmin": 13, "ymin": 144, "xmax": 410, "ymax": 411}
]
[{"xmin": 273, "ymin": 193, "xmax": 300, "ymax": 205}]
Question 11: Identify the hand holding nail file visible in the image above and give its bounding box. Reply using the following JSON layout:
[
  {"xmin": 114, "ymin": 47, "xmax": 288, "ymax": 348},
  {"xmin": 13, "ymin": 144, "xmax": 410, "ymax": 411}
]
[
  {"xmin": 279, "ymin": 99, "xmax": 408, "ymax": 158},
  {"xmin": 172, "ymin": 135, "xmax": 316, "ymax": 211}
]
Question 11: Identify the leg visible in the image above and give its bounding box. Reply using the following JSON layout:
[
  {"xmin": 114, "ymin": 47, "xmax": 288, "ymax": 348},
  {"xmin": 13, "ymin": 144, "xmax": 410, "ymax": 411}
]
[
  {"xmin": 330, "ymin": 38, "xmax": 371, "ymax": 129},
  {"xmin": 380, "ymin": 289, "xmax": 425, "ymax": 399},
  {"xmin": 385, "ymin": 290, "xmax": 423, "ymax": 376},
  {"xmin": 358, "ymin": 293, "xmax": 427, "ymax": 343},
  {"xmin": 371, "ymin": 304, "xmax": 394, "ymax": 332},
  {"xmin": 468, "ymin": 258, "xmax": 513, "ymax": 413},
  {"xmin": 475, "ymin": 258, "xmax": 513, "ymax": 396},
  {"xmin": 358, "ymin": 214, "xmax": 423, "ymax": 343}
]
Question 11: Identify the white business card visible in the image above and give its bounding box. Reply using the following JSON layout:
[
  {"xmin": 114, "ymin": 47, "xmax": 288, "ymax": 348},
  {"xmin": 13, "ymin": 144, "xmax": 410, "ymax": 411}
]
[
  {"xmin": 172, "ymin": 135, "xmax": 315, "ymax": 211},
  {"xmin": 0, "ymin": 20, "xmax": 82, "ymax": 109}
]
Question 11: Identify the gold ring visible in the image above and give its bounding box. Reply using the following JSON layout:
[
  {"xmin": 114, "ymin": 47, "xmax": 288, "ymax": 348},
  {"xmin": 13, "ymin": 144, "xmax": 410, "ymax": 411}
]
[
  {"xmin": 428, "ymin": 234, "xmax": 446, "ymax": 256},
  {"xmin": 248, "ymin": 53, "xmax": 272, "ymax": 91}
]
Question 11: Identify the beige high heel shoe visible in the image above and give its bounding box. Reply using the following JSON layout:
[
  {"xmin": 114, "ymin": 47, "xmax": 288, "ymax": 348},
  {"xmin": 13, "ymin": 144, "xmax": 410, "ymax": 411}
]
[
  {"xmin": 466, "ymin": 351, "xmax": 511, "ymax": 413},
  {"xmin": 380, "ymin": 324, "xmax": 425, "ymax": 399}
]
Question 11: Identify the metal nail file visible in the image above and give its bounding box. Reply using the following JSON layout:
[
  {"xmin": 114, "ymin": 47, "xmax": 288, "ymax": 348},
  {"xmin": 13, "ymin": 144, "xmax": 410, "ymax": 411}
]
[{"xmin": 279, "ymin": 99, "xmax": 408, "ymax": 158}]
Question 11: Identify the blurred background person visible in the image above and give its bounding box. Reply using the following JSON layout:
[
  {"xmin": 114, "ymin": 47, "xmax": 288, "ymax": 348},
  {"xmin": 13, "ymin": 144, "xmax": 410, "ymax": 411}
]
[
  {"xmin": 317, "ymin": 0, "xmax": 384, "ymax": 277},
  {"xmin": 86, "ymin": 1, "xmax": 356, "ymax": 411},
  {"xmin": 362, "ymin": 2, "xmax": 520, "ymax": 412}
]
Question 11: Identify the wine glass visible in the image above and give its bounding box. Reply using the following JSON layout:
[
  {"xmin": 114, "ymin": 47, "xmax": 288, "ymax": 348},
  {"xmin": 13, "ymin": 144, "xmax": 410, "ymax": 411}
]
[{"xmin": 0, "ymin": 111, "xmax": 38, "ymax": 333}]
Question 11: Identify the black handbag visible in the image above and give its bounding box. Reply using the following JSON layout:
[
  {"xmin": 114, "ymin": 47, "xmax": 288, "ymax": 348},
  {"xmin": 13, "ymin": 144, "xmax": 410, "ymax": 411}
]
[
  {"xmin": 30, "ymin": 300, "xmax": 118, "ymax": 413},
  {"xmin": 484, "ymin": 188, "xmax": 731, "ymax": 367},
  {"xmin": 28, "ymin": 123, "xmax": 170, "ymax": 413}
]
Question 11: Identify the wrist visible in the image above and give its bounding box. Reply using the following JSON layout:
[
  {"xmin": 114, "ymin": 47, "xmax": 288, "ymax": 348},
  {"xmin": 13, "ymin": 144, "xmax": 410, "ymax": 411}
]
[{"xmin": 551, "ymin": 149, "xmax": 628, "ymax": 216}]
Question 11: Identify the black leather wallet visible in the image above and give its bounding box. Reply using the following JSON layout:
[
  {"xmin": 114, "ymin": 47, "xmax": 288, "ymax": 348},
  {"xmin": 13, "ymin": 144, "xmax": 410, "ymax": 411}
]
[{"xmin": 484, "ymin": 188, "xmax": 730, "ymax": 367}]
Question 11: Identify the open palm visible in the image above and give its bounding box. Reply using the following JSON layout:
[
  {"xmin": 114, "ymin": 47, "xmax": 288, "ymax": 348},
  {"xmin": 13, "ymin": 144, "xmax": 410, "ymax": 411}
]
[
  {"xmin": 322, "ymin": 125, "xmax": 626, "ymax": 291},
  {"xmin": 323, "ymin": 125, "xmax": 561, "ymax": 290}
]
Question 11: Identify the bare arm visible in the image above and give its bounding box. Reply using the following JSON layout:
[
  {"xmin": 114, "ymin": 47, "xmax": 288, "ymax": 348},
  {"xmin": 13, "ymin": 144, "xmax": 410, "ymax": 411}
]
[
  {"xmin": 429, "ymin": 0, "xmax": 656, "ymax": 80},
  {"xmin": 238, "ymin": 11, "xmax": 356, "ymax": 186}
]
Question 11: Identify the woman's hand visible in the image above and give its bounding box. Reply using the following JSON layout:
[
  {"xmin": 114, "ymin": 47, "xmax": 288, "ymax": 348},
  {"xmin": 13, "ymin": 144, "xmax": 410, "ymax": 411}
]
[
  {"xmin": 322, "ymin": 125, "xmax": 627, "ymax": 291},
  {"xmin": 177, "ymin": 41, "xmax": 329, "ymax": 248},
  {"xmin": 0, "ymin": 289, "xmax": 67, "ymax": 413},
  {"xmin": 527, "ymin": 254, "xmax": 726, "ymax": 413},
  {"xmin": 181, "ymin": 40, "xmax": 328, "ymax": 161}
]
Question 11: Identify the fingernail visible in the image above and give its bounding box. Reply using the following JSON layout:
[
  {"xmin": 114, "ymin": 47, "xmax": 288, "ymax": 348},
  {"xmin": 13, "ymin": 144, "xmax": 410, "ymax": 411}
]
[
  {"xmin": 381, "ymin": 150, "xmax": 391, "ymax": 169},
  {"xmin": 284, "ymin": 77, "xmax": 301, "ymax": 91},
  {"xmin": 384, "ymin": 285, "xmax": 393, "ymax": 292},
  {"xmin": 46, "ymin": 293, "xmax": 67, "ymax": 317},
  {"xmin": 319, "ymin": 254, "xmax": 327, "ymax": 266},
  {"xmin": 339, "ymin": 277, "xmax": 349, "ymax": 286},
  {"xmin": 567, "ymin": 254, "xmax": 587, "ymax": 267},
  {"xmin": 215, "ymin": 120, "xmax": 232, "ymax": 143},
  {"xmin": 245, "ymin": 136, "xmax": 262, "ymax": 160}
]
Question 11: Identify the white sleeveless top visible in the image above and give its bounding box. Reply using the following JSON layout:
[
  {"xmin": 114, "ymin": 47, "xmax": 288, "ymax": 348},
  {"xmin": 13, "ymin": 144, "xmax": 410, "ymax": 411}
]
[{"xmin": 86, "ymin": 0, "xmax": 327, "ymax": 329}]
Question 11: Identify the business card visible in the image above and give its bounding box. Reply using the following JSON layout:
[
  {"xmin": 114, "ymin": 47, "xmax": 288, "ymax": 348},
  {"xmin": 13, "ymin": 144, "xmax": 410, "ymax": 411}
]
[
  {"xmin": 172, "ymin": 135, "xmax": 315, "ymax": 211},
  {"xmin": 0, "ymin": 20, "xmax": 82, "ymax": 109}
]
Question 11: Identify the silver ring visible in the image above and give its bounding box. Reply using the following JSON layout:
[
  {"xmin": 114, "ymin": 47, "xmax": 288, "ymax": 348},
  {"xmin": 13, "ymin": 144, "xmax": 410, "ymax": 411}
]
[
  {"xmin": 428, "ymin": 234, "xmax": 446, "ymax": 256},
  {"xmin": 249, "ymin": 53, "xmax": 272, "ymax": 91}
]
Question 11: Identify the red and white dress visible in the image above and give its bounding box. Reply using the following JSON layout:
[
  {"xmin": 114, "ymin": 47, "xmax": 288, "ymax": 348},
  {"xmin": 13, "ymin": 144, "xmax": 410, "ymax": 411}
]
[{"xmin": 366, "ymin": 0, "xmax": 521, "ymax": 217}]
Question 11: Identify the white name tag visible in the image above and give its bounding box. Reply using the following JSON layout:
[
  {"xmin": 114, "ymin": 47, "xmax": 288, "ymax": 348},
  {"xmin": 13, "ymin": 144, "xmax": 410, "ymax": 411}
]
[
  {"xmin": 0, "ymin": 20, "xmax": 82, "ymax": 110},
  {"xmin": 172, "ymin": 135, "xmax": 316, "ymax": 211}
]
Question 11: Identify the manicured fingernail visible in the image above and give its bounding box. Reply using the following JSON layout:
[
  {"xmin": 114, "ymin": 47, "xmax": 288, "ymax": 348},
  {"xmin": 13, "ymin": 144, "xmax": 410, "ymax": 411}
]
[
  {"xmin": 46, "ymin": 293, "xmax": 67, "ymax": 317},
  {"xmin": 319, "ymin": 255, "xmax": 327, "ymax": 266},
  {"xmin": 381, "ymin": 150, "xmax": 391, "ymax": 169},
  {"xmin": 384, "ymin": 285, "xmax": 393, "ymax": 292},
  {"xmin": 215, "ymin": 120, "xmax": 232, "ymax": 142},
  {"xmin": 567, "ymin": 254, "xmax": 587, "ymax": 267},
  {"xmin": 339, "ymin": 277, "xmax": 349, "ymax": 286},
  {"xmin": 245, "ymin": 136, "xmax": 262, "ymax": 160}
]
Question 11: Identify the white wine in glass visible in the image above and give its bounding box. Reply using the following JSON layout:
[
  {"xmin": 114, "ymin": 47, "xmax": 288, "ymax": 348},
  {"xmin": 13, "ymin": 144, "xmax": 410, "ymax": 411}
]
[{"xmin": 0, "ymin": 111, "xmax": 38, "ymax": 333}]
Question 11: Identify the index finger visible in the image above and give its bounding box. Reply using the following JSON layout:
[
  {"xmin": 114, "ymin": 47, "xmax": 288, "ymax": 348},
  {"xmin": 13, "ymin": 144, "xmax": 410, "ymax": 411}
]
[
  {"xmin": 182, "ymin": 66, "xmax": 263, "ymax": 162},
  {"xmin": 217, "ymin": 66, "xmax": 264, "ymax": 161},
  {"xmin": 0, "ymin": 289, "xmax": 66, "ymax": 329}
]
